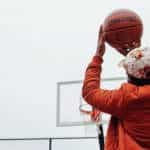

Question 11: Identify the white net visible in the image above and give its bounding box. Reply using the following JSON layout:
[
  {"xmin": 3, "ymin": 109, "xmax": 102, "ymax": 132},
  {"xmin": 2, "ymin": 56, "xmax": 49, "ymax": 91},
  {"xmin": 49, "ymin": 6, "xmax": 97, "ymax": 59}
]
[{"xmin": 79, "ymin": 96, "xmax": 102, "ymax": 137}]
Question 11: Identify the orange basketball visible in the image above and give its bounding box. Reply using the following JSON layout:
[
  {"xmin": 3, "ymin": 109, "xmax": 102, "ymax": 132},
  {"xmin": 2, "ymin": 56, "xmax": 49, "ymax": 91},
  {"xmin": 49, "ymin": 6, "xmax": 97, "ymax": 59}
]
[{"xmin": 103, "ymin": 9, "xmax": 143, "ymax": 55}]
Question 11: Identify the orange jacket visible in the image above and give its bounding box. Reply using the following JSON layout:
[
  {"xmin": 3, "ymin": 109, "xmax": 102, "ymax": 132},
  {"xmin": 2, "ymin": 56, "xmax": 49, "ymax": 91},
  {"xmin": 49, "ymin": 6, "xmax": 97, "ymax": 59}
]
[{"xmin": 82, "ymin": 56, "xmax": 150, "ymax": 150}]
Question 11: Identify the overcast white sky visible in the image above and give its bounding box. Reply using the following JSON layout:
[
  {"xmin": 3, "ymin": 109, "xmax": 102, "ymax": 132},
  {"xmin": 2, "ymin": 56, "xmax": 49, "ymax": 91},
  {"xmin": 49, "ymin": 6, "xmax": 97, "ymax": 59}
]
[{"xmin": 0, "ymin": 0, "xmax": 150, "ymax": 141}]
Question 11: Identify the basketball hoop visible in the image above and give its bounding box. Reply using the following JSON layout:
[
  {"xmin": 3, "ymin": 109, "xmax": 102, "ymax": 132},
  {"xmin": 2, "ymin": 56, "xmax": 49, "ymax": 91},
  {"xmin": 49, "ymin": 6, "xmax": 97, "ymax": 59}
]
[
  {"xmin": 79, "ymin": 96, "xmax": 104, "ymax": 150},
  {"xmin": 79, "ymin": 96, "xmax": 102, "ymax": 125},
  {"xmin": 79, "ymin": 96, "xmax": 102, "ymax": 135}
]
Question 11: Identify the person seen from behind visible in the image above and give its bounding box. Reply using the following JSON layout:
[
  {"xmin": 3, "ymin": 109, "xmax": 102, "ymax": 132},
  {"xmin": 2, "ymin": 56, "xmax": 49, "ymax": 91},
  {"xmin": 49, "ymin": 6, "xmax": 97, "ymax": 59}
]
[{"xmin": 82, "ymin": 25, "xmax": 150, "ymax": 150}]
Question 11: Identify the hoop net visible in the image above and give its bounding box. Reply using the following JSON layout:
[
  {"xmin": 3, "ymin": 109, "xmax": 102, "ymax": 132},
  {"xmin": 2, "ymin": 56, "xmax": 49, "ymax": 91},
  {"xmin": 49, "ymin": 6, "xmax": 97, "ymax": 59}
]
[{"xmin": 79, "ymin": 96, "xmax": 102, "ymax": 136}]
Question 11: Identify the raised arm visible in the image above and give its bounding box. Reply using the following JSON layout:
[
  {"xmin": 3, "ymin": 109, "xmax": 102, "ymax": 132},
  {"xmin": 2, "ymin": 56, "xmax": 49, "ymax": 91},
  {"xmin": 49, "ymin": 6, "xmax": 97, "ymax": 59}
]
[{"xmin": 82, "ymin": 25, "xmax": 127, "ymax": 118}]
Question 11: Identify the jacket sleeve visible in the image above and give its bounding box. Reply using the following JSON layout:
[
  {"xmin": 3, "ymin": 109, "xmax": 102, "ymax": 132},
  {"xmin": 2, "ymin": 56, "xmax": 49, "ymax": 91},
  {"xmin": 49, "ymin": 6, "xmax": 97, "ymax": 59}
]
[{"xmin": 82, "ymin": 56, "xmax": 127, "ymax": 118}]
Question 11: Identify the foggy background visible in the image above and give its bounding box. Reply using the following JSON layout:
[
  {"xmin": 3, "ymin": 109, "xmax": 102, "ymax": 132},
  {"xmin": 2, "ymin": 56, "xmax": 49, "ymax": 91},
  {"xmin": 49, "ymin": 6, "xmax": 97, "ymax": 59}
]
[{"xmin": 0, "ymin": 0, "xmax": 149, "ymax": 149}]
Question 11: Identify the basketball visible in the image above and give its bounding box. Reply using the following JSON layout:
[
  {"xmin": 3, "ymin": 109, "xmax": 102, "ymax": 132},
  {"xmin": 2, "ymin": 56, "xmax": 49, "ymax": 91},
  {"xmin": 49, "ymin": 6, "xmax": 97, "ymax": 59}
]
[{"xmin": 103, "ymin": 9, "xmax": 143, "ymax": 55}]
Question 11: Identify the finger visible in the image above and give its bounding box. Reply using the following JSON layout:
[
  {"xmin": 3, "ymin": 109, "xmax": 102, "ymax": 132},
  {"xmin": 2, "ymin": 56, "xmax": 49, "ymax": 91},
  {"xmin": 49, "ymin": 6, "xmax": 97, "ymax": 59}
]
[
  {"xmin": 98, "ymin": 25, "xmax": 104, "ymax": 39},
  {"xmin": 99, "ymin": 25, "xmax": 103, "ymax": 34},
  {"xmin": 132, "ymin": 41, "xmax": 141, "ymax": 48},
  {"xmin": 102, "ymin": 32, "xmax": 106, "ymax": 42}
]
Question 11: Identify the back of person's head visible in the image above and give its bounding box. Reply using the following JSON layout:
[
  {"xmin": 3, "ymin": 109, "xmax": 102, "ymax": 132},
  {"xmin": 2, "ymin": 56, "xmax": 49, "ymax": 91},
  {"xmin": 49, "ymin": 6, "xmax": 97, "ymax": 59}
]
[{"xmin": 119, "ymin": 47, "xmax": 150, "ymax": 85}]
